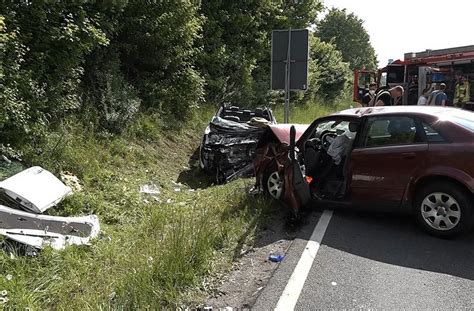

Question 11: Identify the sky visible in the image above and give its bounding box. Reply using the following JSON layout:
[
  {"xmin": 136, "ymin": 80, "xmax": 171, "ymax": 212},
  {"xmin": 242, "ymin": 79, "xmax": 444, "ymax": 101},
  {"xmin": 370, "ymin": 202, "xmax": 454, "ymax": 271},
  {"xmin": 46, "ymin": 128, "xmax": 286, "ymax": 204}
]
[{"xmin": 321, "ymin": 0, "xmax": 474, "ymax": 67}]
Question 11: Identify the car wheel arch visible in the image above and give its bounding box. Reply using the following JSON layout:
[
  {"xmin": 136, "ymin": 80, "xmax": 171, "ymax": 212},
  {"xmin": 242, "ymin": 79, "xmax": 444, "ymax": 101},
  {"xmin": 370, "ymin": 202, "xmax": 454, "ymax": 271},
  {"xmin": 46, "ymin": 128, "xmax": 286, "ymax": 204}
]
[{"xmin": 410, "ymin": 175, "xmax": 473, "ymax": 207}]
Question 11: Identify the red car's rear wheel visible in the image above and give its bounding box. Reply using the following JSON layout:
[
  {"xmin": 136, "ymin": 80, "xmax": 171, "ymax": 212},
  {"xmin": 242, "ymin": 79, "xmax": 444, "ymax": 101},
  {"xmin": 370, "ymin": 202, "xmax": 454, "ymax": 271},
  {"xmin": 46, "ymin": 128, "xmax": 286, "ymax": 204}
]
[{"xmin": 414, "ymin": 181, "xmax": 473, "ymax": 238}]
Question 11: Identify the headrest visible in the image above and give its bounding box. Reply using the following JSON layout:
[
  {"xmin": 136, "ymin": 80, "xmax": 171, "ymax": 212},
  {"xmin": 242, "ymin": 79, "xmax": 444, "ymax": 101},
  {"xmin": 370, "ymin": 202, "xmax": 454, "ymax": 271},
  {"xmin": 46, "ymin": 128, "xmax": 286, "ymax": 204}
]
[
  {"xmin": 348, "ymin": 122, "xmax": 359, "ymax": 132},
  {"xmin": 388, "ymin": 119, "xmax": 412, "ymax": 135},
  {"xmin": 225, "ymin": 115, "xmax": 240, "ymax": 122}
]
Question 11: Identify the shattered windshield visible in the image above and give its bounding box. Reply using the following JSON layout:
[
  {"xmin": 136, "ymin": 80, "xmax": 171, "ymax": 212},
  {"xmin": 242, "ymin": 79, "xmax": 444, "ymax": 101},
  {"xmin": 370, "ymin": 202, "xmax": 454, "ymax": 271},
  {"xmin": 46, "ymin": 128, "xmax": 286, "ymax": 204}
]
[{"xmin": 315, "ymin": 120, "xmax": 351, "ymax": 137}]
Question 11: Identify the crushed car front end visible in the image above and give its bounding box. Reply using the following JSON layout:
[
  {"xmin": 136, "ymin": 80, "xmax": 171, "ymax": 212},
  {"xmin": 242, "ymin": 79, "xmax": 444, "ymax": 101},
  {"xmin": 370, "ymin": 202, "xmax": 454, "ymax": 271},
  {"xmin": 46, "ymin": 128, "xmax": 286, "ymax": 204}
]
[{"xmin": 200, "ymin": 105, "xmax": 275, "ymax": 183}]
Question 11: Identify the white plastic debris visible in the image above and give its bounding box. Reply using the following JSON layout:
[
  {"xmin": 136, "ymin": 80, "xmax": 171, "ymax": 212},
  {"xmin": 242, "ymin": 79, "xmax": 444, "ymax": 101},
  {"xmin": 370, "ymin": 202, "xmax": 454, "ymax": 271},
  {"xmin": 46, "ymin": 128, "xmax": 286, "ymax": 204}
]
[
  {"xmin": 60, "ymin": 171, "xmax": 82, "ymax": 192},
  {"xmin": 5, "ymin": 275, "xmax": 12, "ymax": 281},
  {"xmin": 0, "ymin": 204, "xmax": 100, "ymax": 251},
  {"xmin": 139, "ymin": 184, "xmax": 161, "ymax": 195},
  {"xmin": 0, "ymin": 166, "xmax": 72, "ymax": 213},
  {"xmin": 139, "ymin": 184, "xmax": 161, "ymax": 204}
]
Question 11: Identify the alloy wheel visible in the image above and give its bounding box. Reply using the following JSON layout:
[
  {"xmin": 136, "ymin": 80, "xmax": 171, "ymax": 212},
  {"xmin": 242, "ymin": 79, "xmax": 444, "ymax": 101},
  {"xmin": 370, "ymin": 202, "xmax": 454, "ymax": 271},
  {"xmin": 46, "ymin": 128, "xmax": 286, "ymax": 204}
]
[
  {"xmin": 267, "ymin": 171, "xmax": 283, "ymax": 199},
  {"xmin": 421, "ymin": 192, "xmax": 461, "ymax": 231}
]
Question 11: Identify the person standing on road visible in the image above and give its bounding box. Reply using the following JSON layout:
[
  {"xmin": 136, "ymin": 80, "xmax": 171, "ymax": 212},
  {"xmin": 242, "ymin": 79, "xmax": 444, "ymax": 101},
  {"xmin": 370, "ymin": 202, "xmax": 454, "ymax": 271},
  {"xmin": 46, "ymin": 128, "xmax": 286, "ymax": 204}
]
[
  {"xmin": 427, "ymin": 83, "xmax": 447, "ymax": 106},
  {"xmin": 373, "ymin": 85, "xmax": 404, "ymax": 106},
  {"xmin": 417, "ymin": 86, "xmax": 431, "ymax": 105}
]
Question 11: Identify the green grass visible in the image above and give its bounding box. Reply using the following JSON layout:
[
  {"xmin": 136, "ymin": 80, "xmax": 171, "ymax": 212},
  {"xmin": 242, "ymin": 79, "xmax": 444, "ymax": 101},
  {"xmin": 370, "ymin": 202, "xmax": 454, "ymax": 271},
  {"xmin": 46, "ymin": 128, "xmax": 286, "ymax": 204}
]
[
  {"xmin": 0, "ymin": 101, "xmax": 343, "ymax": 309},
  {"xmin": 272, "ymin": 99, "xmax": 353, "ymax": 124}
]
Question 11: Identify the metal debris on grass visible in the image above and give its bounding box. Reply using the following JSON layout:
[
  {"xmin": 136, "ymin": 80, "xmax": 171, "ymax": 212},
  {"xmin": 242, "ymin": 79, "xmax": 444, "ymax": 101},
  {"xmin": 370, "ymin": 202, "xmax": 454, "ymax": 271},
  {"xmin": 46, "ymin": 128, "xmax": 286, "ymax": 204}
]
[
  {"xmin": 0, "ymin": 166, "xmax": 101, "ymax": 254},
  {"xmin": 0, "ymin": 166, "xmax": 72, "ymax": 214}
]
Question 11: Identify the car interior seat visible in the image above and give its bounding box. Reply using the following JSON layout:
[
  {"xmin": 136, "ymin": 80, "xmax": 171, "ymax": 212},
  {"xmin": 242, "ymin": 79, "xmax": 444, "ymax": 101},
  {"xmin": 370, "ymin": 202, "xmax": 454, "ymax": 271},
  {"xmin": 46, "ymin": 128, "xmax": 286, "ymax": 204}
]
[
  {"xmin": 254, "ymin": 108, "xmax": 264, "ymax": 118},
  {"xmin": 225, "ymin": 115, "xmax": 240, "ymax": 122},
  {"xmin": 262, "ymin": 110, "xmax": 271, "ymax": 121},
  {"xmin": 242, "ymin": 110, "xmax": 252, "ymax": 122}
]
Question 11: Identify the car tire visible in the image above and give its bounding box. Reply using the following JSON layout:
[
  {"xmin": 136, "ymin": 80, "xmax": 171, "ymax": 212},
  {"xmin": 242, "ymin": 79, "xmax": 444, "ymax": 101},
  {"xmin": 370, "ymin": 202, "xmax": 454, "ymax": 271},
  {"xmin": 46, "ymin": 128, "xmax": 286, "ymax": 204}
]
[
  {"xmin": 262, "ymin": 162, "xmax": 283, "ymax": 200},
  {"xmin": 414, "ymin": 181, "xmax": 473, "ymax": 238}
]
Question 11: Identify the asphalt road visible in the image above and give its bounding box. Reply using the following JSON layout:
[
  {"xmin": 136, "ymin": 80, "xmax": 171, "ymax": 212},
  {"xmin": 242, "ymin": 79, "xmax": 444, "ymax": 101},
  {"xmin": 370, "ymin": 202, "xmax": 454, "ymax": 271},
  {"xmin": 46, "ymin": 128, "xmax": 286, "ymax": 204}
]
[{"xmin": 254, "ymin": 209, "xmax": 474, "ymax": 310}]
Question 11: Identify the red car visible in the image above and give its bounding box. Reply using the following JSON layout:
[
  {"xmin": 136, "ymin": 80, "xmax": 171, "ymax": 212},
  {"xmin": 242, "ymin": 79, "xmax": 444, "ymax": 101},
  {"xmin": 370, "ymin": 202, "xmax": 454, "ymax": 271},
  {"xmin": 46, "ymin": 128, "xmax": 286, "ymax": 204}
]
[{"xmin": 254, "ymin": 106, "xmax": 474, "ymax": 237}]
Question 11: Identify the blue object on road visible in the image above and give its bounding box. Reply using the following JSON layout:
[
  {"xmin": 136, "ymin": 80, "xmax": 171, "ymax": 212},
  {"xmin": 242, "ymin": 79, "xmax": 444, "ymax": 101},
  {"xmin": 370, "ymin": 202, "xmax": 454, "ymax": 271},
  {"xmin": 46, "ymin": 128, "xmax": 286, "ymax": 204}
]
[{"xmin": 269, "ymin": 255, "xmax": 284, "ymax": 262}]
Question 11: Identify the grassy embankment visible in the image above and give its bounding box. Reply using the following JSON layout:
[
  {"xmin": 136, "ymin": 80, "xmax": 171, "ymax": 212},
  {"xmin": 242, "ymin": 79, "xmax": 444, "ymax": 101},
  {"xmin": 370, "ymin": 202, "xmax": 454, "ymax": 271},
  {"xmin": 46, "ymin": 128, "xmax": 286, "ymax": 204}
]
[{"xmin": 0, "ymin": 101, "xmax": 349, "ymax": 309}]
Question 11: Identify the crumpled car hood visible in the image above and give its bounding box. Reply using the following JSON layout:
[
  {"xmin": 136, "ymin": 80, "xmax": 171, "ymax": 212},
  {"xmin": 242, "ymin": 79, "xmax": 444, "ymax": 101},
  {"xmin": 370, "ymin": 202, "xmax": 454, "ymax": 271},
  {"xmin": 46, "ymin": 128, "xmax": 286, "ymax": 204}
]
[{"xmin": 267, "ymin": 124, "xmax": 309, "ymax": 145}]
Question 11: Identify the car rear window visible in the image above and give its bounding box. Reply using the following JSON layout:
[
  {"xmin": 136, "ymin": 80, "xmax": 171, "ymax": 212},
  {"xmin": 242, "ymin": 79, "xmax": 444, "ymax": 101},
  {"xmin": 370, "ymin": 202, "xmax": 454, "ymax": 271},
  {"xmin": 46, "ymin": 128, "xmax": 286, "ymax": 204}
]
[
  {"xmin": 422, "ymin": 122, "xmax": 446, "ymax": 143},
  {"xmin": 444, "ymin": 110, "xmax": 474, "ymax": 132}
]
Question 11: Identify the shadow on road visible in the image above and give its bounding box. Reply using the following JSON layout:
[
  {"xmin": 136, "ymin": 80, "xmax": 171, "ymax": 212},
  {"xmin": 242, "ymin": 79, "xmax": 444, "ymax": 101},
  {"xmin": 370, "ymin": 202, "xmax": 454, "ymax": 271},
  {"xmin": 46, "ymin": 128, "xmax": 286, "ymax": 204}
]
[{"xmin": 321, "ymin": 210, "xmax": 474, "ymax": 281}]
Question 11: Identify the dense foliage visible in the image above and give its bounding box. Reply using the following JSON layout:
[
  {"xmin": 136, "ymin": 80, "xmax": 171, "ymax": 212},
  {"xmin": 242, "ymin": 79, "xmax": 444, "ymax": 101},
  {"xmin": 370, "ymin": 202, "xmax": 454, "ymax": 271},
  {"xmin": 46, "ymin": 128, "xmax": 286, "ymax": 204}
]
[
  {"xmin": 305, "ymin": 36, "xmax": 351, "ymax": 102},
  {"xmin": 316, "ymin": 8, "xmax": 377, "ymax": 70},
  {"xmin": 0, "ymin": 0, "xmax": 365, "ymax": 148}
]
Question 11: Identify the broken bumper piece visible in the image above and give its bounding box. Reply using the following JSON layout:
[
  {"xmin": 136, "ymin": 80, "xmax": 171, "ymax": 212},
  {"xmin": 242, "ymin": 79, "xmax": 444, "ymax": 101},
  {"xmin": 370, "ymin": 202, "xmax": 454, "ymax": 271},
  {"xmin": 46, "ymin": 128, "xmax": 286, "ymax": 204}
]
[{"xmin": 0, "ymin": 205, "xmax": 100, "ymax": 251}]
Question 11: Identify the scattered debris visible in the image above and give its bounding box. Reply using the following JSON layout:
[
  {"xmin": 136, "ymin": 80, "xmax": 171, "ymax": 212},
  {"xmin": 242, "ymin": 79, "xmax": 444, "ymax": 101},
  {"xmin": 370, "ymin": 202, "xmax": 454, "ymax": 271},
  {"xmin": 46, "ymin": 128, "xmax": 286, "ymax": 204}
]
[
  {"xmin": 139, "ymin": 184, "xmax": 161, "ymax": 196},
  {"xmin": 248, "ymin": 186, "xmax": 262, "ymax": 196},
  {"xmin": 60, "ymin": 171, "xmax": 82, "ymax": 192},
  {"xmin": 5, "ymin": 274, "xmax": 12, "ymax": 281},
  {"xmin": 268, "ymin": 254, "xmax": 284, "ymax": 263},
  {"xmin": 0, "ymin": 204, "xmax": 100, "ymax": 251},
  {"xmin": 139, "ymin": 183, "xmax": 161, "ymax": 203},
  {"xmin": 0, "ymin": 166, "xmax": 72, "ymax": 213}
]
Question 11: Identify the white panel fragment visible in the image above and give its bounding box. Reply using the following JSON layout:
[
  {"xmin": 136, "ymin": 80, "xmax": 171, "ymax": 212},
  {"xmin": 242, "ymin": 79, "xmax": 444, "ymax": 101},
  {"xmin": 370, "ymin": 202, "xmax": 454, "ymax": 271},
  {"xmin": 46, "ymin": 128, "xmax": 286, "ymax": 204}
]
[{"xmin": 0, "ymin": 166, "xmax": 72, "ymax": 213}]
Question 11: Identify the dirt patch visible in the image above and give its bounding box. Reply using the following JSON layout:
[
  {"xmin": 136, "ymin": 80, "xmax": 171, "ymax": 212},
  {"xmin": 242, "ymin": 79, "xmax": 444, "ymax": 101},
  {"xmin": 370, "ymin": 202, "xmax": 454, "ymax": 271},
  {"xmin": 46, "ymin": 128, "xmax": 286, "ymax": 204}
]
[{"xmin": 205, "ymin": 206, "xmax": 297, "ymax": 309}]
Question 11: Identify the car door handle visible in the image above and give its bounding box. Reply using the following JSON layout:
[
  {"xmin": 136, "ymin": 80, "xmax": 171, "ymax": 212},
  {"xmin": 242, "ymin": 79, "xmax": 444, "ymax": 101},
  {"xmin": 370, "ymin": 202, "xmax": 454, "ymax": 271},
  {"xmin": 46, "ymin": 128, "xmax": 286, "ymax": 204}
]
[{"xmin": 401, "ymin": 152, "xmax": 416, "ymax": 159}]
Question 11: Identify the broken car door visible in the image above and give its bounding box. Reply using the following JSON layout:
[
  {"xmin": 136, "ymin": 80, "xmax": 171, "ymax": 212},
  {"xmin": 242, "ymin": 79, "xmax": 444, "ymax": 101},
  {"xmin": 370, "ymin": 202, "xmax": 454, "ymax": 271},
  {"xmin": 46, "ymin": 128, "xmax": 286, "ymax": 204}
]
[
  {"xmin": 349, "ymin": 115, "xmax": 428, "ymax": 208},
  {"xmin": 282, "ymin": 126, "xmax": 311, "ymax": 214}
]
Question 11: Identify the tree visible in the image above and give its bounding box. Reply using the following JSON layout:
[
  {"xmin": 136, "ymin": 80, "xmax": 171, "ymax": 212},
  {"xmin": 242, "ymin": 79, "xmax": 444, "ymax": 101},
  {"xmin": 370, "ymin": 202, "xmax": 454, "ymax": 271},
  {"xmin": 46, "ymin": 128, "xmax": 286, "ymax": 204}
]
[
  {"xmin": 316, "ymin": 8, "xmax": 377, "ymax": 70},
  {"xmin": 197, "ymin": 0, "xmax": 323, "ymax": 106},
  {"xmin": 303, "ymin": 35, "xmax": 351, "ymax": 103},
  {"xmin": 117, "ymin": 1, "xmax": 204, "ymax": 120},
  {"xmin": 0, "ymin": 1, "xmax": 109, "ymax": 141}
]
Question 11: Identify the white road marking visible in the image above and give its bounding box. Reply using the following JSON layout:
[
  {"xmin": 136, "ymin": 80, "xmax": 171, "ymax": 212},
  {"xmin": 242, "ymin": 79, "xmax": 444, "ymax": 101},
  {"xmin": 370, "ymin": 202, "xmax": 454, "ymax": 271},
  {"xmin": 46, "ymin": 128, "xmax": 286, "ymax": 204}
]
[{"xmin": 274, "ymin": 210, "xmax": 333, "ymax": 311}]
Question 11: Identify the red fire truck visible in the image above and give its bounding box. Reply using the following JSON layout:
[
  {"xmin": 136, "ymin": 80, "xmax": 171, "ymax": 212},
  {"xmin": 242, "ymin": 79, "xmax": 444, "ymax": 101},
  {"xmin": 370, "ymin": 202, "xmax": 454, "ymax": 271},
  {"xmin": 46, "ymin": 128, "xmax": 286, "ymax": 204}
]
[{"xmin": 354, "ymin": 45, "xmax": 474, "ymax": 109}]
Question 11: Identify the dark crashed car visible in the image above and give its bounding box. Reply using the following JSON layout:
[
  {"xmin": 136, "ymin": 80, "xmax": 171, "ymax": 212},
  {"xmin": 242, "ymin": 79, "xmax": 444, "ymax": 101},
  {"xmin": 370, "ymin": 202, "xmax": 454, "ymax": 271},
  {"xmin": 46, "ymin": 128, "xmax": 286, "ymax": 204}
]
[
  {"xmin": 199, "ymin": 104, "xmax": 275, "ymax": 183},
  {"xmin": 254, "ymin": 106, "xmax": 474, "ymax": 237}
]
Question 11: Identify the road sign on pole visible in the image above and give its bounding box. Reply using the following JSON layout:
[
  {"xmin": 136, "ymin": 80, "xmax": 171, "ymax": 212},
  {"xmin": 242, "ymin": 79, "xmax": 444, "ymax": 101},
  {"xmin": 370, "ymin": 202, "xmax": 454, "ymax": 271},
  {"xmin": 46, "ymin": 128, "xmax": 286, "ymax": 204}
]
[{"xmin": 271, "ymin": 29, "xmax": 309, "ymax": 123}]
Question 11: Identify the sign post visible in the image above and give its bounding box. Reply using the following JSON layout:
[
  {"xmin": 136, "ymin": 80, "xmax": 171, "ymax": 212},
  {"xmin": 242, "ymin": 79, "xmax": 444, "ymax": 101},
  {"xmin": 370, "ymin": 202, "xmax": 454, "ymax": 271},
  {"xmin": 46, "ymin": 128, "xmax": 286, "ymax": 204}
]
[
  {"xmin": 271, "ymin": 29, "xmax": 309, "ymax": 123},
  {"xmin": 284, "ymin": 28, "xmax": 292, "ymax": 123}
]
